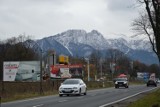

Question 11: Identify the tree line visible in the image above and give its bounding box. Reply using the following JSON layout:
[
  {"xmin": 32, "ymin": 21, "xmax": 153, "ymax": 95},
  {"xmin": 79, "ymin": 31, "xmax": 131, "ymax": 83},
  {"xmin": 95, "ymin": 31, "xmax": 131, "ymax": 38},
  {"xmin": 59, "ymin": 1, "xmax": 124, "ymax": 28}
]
[
  {"xmin": 0, "ymin": 35, "xmax": 160, "ymax": 81},
  {"xmin": 0, "ymin": 35, "xmax": 39, "ymax": 80},
  {"xmin": 69, "ymin": 49, "xmax": 160, "ymax": 80}
]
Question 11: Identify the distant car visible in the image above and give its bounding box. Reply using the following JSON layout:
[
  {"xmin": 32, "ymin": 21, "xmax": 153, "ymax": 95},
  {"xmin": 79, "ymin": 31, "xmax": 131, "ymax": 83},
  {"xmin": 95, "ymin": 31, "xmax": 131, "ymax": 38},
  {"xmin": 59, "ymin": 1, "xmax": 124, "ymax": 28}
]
[
  {"xmin": 114, "ymin": 78, "xmax": 129, "ymax": 88},
  {"xmin": 155, "ymin": 78, "xmax": 160, "ymax": 84},
  {"xmin": 59, "ymin": 78, "xmax": 87, "ymax": 97},
  {"xmin": 157, "ymin": 79, "xmax": 160, "ymax": 83},
  {"xmin": 147, "ymin": 80, "xmax": 157, "ymax": 87}
]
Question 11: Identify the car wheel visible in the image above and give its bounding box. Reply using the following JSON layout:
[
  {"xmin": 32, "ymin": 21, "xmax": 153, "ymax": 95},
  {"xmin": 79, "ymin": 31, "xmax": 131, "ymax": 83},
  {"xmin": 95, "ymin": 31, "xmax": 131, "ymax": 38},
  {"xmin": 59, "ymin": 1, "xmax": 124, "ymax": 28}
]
[
  {"xmin": 115, "ymin": 85, "xmax": 119, "ymax": 88},
  {"xmin": 125, "ymin": 85, "xmax": 128, "ymax": 88},
  {"xmin": 78, "ymin": 89, "xmax": 81, "ymax": 96},
  {"xmin": 59, "ymin": 94, "xmax": 63, "ymax": 97},
  {"xmin": 84, "ymin": 88, "xmax": 87, "ymax": 95}
]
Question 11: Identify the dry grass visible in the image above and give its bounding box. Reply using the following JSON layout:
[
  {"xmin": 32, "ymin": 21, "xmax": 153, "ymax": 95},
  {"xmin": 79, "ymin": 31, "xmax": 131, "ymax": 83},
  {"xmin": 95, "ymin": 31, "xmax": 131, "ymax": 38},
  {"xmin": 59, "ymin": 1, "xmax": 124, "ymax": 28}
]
[{"xmin": 128, "ymin": 88, "xmax": 160, "ymax": 107}]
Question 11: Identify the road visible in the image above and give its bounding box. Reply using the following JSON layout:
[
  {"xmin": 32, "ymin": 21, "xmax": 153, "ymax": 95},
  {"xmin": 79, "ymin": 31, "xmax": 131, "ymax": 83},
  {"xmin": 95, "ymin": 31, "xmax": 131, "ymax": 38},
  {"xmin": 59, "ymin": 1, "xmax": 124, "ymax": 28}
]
[{"xmin": 1, "ymin": 84, "xmax": 159, "ymax": 107}]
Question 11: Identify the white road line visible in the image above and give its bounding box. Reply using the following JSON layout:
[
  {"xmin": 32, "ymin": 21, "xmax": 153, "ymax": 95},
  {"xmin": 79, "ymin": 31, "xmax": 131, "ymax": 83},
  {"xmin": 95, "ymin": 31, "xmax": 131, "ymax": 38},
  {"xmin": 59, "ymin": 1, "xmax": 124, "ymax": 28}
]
[
  {"xmin": 33, "ymin": 104, "xmax": 44, "ymax": 107},
  {"xmin": 58, "ymin": 100, "xmax": 67, "ymax": 103},
  {"xmin": 99, "ymin": 87, "xmax": 158, "ymax": 107},
  {"xmin": 91, "ymin": 94, "xmax": 96, "ymax": 97},
  {"xmin": 77, "ymin": 96, "xmax": 84, "ymax": 99}
]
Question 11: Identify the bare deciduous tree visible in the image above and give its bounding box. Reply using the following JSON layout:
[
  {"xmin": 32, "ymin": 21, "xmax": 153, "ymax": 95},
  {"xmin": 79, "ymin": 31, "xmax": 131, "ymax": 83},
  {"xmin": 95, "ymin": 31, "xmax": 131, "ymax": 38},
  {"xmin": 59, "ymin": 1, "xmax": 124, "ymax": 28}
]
[{"xmin": 132, "ymin": 0, "xmax": 160, "ymax": 64}]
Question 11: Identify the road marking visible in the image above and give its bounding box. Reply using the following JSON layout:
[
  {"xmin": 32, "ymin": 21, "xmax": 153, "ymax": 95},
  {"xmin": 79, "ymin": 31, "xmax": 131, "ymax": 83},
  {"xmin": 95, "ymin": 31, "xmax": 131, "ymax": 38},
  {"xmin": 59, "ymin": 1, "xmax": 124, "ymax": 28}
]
[
  {"xmin": 33, "ymin": 104, "xmax": 44, "ymax": 107},
  {"xmin": 58, "ymin": 100, "xmax": 67, "ymax": 103},
  {"xmin": 99, "ymin": 87, "xmax": 158, "ymax": 107},
  {"xmin": 91, "ymin": 94, "xmax": 96, "ymax": 96},
  {"xmin": 77, "ymin": 96, "xmax": 84, "ymax": 99},
  {"xmin": 2, "ymin": 95, "xmax": 56, "ymax": 104}
]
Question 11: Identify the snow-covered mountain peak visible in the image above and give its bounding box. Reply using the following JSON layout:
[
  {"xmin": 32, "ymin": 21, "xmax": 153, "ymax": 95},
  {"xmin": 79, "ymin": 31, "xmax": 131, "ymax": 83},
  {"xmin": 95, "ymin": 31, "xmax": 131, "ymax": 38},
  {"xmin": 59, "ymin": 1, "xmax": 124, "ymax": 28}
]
[
  {"xmin": 90, "ymin": 30, "xmax": 103, "ymax": 36},
  {"xmin": 52, "ymin": 29, "xmax": 109, "ymax": 50},
  {"xmin": 35, "ymin": 29, "xmax": 158, "ymax": 64}
]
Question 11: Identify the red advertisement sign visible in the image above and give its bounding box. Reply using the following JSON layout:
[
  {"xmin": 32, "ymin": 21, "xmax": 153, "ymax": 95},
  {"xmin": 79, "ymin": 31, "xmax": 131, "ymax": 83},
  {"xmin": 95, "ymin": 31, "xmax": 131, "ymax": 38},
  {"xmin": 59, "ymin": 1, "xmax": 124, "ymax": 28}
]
[{"xmin": 50, "ymin": 64, "xmax": 83, "ymax": 79}]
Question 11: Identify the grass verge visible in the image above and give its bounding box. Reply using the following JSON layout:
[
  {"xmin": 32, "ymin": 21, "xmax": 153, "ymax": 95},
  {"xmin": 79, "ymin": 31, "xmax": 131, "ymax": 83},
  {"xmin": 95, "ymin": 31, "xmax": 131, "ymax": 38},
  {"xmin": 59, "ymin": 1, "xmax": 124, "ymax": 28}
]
[
  {"xmin": 128, "ymin": 88, "xmax": 160, "ymax": 107},
  {"xmin": 1, "ymin": 91, "xmax": 58, "ymax": 103},
  {"xmin": 0, "ymin": 81, "xmax": 142, "ymax": 103}
]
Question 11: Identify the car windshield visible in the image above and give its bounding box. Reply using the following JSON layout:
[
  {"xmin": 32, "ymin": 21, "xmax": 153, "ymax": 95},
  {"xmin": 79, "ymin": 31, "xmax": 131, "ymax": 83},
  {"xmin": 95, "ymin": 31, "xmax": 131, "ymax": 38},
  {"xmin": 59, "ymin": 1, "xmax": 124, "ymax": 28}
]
[
  {"xmin": 148, "ymin": 80, "xmax": 155, "ymax": 82},
  {"xmin": 63, "ymin": 79, "xmax": 80, "ymax": 84},
  {"xmin": 116, "ymin": 78, "xmax": 127, "ymax": 81}
]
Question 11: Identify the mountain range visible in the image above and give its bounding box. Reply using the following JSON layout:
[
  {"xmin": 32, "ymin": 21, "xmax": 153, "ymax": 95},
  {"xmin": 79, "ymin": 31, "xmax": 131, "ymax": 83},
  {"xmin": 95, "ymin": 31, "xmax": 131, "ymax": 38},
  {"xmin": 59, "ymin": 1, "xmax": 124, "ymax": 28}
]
[{"xmin": 34, "ymin": 29, "xmax": 158, "ymax": 65}]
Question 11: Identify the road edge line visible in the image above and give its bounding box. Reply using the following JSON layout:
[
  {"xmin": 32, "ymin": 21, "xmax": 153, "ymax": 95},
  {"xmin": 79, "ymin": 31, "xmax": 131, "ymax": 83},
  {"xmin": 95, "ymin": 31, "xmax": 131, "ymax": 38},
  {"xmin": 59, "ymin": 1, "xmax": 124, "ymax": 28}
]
[{"xmin": 99, "ymin": 87, "xmax": 158, "ymax": 107}]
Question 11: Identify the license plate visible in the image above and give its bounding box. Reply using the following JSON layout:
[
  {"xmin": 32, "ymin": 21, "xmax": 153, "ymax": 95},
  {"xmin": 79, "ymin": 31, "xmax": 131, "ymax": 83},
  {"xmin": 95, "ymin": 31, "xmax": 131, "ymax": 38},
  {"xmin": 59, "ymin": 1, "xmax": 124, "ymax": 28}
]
[{"xmin": 65, "ymin": 89, "xmax": 71, "ymax": 92}]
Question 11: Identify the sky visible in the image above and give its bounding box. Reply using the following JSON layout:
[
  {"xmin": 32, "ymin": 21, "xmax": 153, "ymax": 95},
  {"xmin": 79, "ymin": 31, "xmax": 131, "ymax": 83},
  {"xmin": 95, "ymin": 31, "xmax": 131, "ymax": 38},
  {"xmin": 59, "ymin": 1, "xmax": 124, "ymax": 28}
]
[{"xmin": 0, "ymin": 0, "xmax": 140, "ymax": 40}]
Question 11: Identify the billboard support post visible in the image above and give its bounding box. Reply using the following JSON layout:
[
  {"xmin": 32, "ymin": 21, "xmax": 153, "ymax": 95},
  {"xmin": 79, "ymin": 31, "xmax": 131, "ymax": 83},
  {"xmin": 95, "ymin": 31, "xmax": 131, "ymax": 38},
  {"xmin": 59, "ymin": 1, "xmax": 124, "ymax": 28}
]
[
  {"xmin": 30, "ymin": 40, "xmax": 44, "ymax": 95},
  {"xmin": 0, "ymin": 79, "xmax": 4, "ymax": 107},
  {"xmin": 0, "ymin": 95, "xmax": 1, "ymax": 107},
  {"xmin": 0, "ymin": 81, "xmax": 2, "ymax": 107},
  {"xmin": 2, "ymin": 81, "xmax": 4, "ymax": 95}
]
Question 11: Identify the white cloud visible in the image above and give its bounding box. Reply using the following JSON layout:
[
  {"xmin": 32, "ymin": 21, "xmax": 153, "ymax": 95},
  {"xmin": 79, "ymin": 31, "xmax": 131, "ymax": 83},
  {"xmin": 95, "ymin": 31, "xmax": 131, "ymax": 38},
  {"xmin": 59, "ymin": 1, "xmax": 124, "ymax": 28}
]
[{"xmin": 0, "ymin": 0, "xmax": 139, "ymax": 40}]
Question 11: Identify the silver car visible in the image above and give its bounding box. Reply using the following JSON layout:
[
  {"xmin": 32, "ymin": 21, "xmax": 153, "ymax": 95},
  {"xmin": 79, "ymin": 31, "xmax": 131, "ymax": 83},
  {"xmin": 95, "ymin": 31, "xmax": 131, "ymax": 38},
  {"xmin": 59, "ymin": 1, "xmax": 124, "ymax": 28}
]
[
  {"xmin": 114, "ymin": 78, "xmax": 129, "ymax": 88},
  {"xmin": 59, "ymin": 78, "xmax": 87, "ymax": 97}
]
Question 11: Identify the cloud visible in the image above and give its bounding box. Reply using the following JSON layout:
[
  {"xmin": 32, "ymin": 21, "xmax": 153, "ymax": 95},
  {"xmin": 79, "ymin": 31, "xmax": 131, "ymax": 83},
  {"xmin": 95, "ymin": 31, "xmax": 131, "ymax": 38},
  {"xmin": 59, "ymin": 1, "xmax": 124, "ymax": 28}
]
[{"xmin": 0, "ymin": 0, "xmax": 139, "ymax": 40}]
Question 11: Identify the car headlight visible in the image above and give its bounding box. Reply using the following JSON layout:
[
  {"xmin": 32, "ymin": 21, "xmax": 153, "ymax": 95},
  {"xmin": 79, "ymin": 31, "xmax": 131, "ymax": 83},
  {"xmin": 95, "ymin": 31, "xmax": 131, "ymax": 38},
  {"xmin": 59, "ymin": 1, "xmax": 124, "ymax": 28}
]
[
  {"xmin": 115, "ymin": 82, "xmax": 118, "ymax": 84},
  {"xmin": 73, "ymin": 87, "xmax": 78, "ymax": 89},
  {"xmin": 124, "ymin": 82, "xmax": 127, "ymax": 84}
]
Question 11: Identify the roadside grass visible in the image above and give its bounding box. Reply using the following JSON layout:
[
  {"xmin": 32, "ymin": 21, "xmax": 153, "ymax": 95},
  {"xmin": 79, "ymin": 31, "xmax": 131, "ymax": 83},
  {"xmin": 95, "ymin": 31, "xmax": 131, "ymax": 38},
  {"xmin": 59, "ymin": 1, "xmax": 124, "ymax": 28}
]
[
  {"xmin": 129, "ymin": 80, "xmax": 145, "ymax": 85},
  {"xmin": 128, "ymin": 88, "xmax": 160, "ymax": 107},
  {"xmin": 0, "ymin": 80, "xmax": 143, "ymax": 103},
  {"xmin": 1, "ymin": 91, "xmax": 58, "ymax": 102},
  {"xmin": 1, "ymin": 81, "xmax": 114, "ymax": 103},
  {"xmin": 86, "ymin": 81, "xmax": 114, "ymax": 90}
]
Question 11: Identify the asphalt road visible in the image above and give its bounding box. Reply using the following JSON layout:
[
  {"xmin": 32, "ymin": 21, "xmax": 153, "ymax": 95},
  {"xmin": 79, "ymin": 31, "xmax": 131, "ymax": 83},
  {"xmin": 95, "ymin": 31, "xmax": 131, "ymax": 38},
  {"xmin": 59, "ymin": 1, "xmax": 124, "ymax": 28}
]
[{"xmin": 1, "ymin": 84, "xmax": 159, "ymax": 107}]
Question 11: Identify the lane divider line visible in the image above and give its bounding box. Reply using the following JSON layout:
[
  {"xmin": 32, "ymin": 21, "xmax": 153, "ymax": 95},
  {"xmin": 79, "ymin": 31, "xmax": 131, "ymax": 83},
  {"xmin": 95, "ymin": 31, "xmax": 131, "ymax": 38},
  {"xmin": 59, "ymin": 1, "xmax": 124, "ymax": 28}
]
[
  {"xmin": 58, "ymin": 100, "xmax": 67, "ymax": 103},
  {"xmin": 33, "ymin": 104, "xmax": 44, "ymax": 107}
]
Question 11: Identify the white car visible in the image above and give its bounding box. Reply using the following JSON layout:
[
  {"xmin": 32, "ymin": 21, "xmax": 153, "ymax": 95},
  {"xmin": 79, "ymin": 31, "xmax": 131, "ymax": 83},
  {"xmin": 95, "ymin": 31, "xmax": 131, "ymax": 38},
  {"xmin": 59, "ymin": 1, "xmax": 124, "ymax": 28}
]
[
  {"xmin": 59, "ymin": 78, "xmax": 87, "ymax": 97},
  {"xmin": 114, "ymin": 78, "xmax": 129, "ymax": 88}
]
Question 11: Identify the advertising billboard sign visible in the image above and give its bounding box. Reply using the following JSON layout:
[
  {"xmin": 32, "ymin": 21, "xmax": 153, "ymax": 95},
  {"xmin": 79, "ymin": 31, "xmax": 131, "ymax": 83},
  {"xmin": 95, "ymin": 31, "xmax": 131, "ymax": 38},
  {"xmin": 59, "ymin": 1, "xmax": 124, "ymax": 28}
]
[
  {"xmin": 3, "ymin": 61, "xmax": 40, "ymax": 81},
  {"xmin": 137, "ymin": 72, "xmax": 149, "ymax": 81},
  {"xmin": 50, "ymin": 64, "xmax": 83, "ymax": 79},
  {"xmin": 149, "ymin": 73, "xmax": 156, "ymax": 81}
]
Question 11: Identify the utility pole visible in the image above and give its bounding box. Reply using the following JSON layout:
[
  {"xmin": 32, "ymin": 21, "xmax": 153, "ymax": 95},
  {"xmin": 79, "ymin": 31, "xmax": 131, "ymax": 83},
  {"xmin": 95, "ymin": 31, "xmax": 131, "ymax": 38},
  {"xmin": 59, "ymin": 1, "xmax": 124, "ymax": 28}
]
[
  {"xmin": 40, "ymin": 51, "xmax": 43, "ymax": 95},
  {"xmin": 85, "ymin": 58, "xmax": 90, "ymax": 81},
  {"xmin": 87, "ymin": 59, "xmax": 90, "ymax": 81},
  {"xmin": 100, "ymin": 59, "xmax": 102, "ymax": 78}
]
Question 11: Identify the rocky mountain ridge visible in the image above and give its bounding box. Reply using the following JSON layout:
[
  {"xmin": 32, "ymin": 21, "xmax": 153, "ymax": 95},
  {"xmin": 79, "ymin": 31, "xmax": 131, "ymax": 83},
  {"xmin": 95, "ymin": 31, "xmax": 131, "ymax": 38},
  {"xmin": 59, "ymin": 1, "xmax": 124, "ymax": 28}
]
[{"xmin": 35, "ymin": 29, "xmax": 158, "ymax": 64}]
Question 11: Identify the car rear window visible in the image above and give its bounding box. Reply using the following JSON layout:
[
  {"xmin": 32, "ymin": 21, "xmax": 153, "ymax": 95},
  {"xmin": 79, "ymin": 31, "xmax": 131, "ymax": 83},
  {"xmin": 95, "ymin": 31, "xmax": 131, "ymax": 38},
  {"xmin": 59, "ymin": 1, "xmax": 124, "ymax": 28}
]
[
  {"xmin": 116, "ymin": 78, "xmax": 127, "ymax": 81},
  {"xmin": 63, "ymin": 79, "xmax": 79, "ymax": 84}
]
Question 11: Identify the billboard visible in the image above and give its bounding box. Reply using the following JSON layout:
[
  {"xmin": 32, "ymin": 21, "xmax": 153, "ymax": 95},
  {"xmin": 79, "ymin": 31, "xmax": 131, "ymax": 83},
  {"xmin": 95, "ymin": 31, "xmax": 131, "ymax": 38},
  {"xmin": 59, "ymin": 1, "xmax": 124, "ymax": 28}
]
[
  {"xmin": 149, "ymin": 73, "xmax": 156, "ymax": 81},
  {"xmin": 3, "ymin": 61, "xmax": 40, "ymax": 81},
  {"xmin": 50, "ymin": 64, "xmax": 83, "ymax": 79},
  {"xmin": 137, "ymin": 72, "xmax": 149, "ymax": 81}
]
